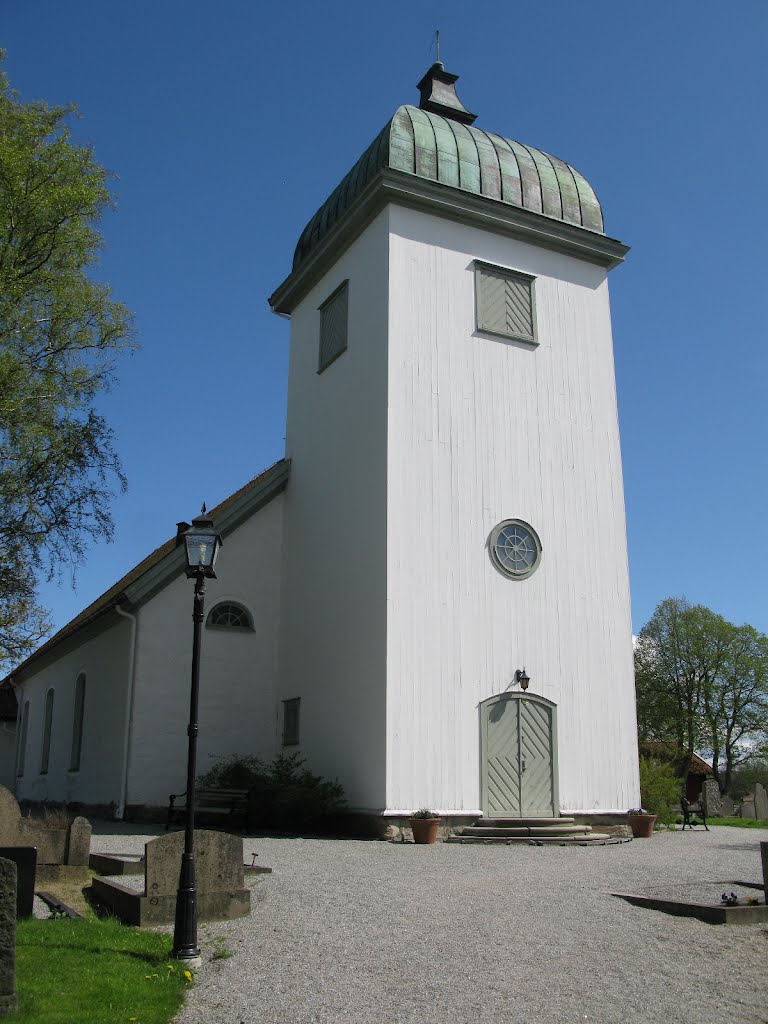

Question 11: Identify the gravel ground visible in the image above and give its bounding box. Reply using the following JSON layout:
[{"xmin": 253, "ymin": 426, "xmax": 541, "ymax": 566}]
[{"xmin": 90, "ymin": 825, "xmax": 768, "ymax": 1024}]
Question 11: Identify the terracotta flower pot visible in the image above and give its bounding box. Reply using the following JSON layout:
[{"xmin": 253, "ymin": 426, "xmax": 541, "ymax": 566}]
[
  {"xmin": 628, "ymin": 813, "xmax": 657, "ymax": 838},
  {"xmin": 410, "ymin": 817, "xmax": 441, "ymax": 844}
]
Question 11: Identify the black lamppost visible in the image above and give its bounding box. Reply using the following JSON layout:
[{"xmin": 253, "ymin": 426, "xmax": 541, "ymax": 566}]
[{"xmin": 172, "ymin": 505, "xmax": 222, "ymax": 963}]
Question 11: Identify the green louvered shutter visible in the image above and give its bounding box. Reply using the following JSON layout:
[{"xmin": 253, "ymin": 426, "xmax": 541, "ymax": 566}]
[
  {"xmin": 318, "ymin": 281, "xmax": 349, "ymax": 372},
  {"xmin": 475, "ymin": 262, "xmax": 536, "ymax": 344}
]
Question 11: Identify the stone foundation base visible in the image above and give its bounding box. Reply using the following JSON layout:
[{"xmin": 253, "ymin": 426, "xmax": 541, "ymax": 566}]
[{"xmin": 90, "ymin": 877, "xmax": 251, "ymax": 926}]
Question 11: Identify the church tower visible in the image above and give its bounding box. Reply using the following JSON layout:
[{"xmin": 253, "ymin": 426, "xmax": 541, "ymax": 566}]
[{"xmin": 269, "ymin": 64, "xmax": 639, "ymax": 824}]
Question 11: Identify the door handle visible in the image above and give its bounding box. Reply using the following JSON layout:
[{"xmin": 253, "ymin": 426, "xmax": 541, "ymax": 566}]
[{"xmin": 521, "ymin": 759, "xmax": 526, "ymax": 773}]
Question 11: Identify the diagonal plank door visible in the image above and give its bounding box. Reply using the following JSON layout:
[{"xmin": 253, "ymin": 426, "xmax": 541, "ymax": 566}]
[
  {"xmin": 485, "ymin": 698, "xmax": 522, "ymax": 816},
  {"xmin": 519, "ymin": 699, "xmax": 555, "ymax": 816},
  {"xmin": 482, "ymin": 694, "xmax": 556, "ymax": 817}
]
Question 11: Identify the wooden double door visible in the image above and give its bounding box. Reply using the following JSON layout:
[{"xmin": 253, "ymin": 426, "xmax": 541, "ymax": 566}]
[{"xmin": 480, "ymin": 692, "xmax": 558, "ymax": 817}]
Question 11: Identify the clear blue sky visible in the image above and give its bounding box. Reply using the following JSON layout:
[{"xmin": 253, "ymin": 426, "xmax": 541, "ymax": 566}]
[{"xmin": 3, "ymin": 0, "xmax": 767, "ymax": 639}]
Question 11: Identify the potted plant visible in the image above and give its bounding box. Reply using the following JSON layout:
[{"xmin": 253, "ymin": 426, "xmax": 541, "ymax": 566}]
[
  {"xmin": 410, "ymin": 808, "xmax": 441, "ymax": 844},
  {"xmin": 627, "ymin": 807, "xmax": 657, "ymax": 838}
]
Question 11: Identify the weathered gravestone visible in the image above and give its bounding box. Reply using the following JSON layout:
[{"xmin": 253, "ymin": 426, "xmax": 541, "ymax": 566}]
[
  {"xmin": 0, "ymin": 785, "xmax": 91, "ymax": 881},
  {"xmin": 0, "ymin": 787, "xmax": 21, "ymax": 847},
  {"xmin": 741, "ymin": 795, "xmax": 756, "ymax": 819},
  {"xmin": 91, "ymin": 829, "xmax": 251, "ymax": 925},
  {"xmin": 720, "ymin": 794, "xmax": 735, "ymax": 816},
  {"xmin": 0, "ymin": 857, "xmax": 17, "ymax": 1017},
  {"xmin": 701, "ymin": 778, "xmax": 723, "ymax": 817},
  {"xmin": 754, "ymin": 782, "xmax": 768, "ymax": 820}
]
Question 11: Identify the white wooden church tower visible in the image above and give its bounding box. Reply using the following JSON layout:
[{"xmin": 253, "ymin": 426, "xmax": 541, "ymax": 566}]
[{"xmin": 270, "ymin": 62, "xmax": 640, "ymax": 823}]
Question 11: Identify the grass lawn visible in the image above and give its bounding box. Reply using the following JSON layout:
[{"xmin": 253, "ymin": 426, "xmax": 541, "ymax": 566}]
[
  {"xmin": 708, "ymin": 816, "xmax": 768, "ymax": 829},
  {"xmin": 13, "ymin": 916, "xmax": 190, "ymax": 1024}
]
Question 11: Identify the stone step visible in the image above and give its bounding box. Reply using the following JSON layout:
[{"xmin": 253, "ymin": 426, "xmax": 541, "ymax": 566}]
[
  {"xmin": 479, "ymin": 817, "xmax": 576, "ymax": 827},
  {"xmin": 460, "ymin": 824, "xmax": 593, "ymax": 838},
  {"xmin": 445, "ymin": 832, "xmax": 616, "ymax": 845}
]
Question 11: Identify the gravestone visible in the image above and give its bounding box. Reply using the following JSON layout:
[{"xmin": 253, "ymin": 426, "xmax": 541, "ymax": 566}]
[
  {"xmin": 65, "ymin": 817, "xmax": 92, "ymax": 866},
  {"xmin": 0, "ymin": 787, "xmax": 21, "ymax": 846},
  {"xmin": 0, "ymin": 857, "xmax": 17, "ymax": 1017},
  {"xmin": 0, "ymin": 848, "xmax": 37, "ymax": 918},
  {"xmin": 741, "ymin": 796, "xmax": 756, "ymax": 819},
  {"xmin": 720, "ymin": 794, "xmax": 735, "ymax": 816},
  {"xmin": 91, "ymin": 829, "xmax": 251, "ymax": 926},
  {"xmin": 0, "ymin": 784, "xmax": 90, "ymax": 881},
  {"xmin": 754, "ymin": 783, "xmax": 768, "ymax": 820},
  {"xmin": 701, "ymin": 778, "xmax": 722, "ymax": 817}
]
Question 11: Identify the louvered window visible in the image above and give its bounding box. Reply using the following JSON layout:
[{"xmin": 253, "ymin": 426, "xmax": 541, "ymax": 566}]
[
  {"xmin": 318, "ymin": 281, "xmax": 349, "ymax": 372},
  {"xmin": 475, "ymin": 262, "xmax": 537, "ymax": 345}
]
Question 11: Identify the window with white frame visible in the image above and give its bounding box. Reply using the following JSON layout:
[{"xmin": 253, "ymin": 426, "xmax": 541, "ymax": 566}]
[
  {"xmin": 318, "ymin": 280, "xmax": 349, "ymax": 372},
  {"xmin": 70, "ymin": 674, "xmax": 86, "ymax": 772},
  {"xmin": 475, "ymin": 261, "xmax": 537, "ymax": 345},
  {"xmin": 40, "ymin": 688, "xmax": 54, "ymax": 775},
  {"xmin": 282, "ymin": 698, "xmax": 300, "ymax": 746},
  {"xmin": 16, "ymin": 700, "xmax": 29, "ymax": 778},
  {"xmin": 206, "ymin": 602, "xmax": 253, "ymax": 630}
]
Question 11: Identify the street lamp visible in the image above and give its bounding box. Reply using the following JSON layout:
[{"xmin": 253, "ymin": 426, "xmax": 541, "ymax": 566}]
[{"xmin": 172, "ymin": 505, "xmax": 222, "ymax": 964}]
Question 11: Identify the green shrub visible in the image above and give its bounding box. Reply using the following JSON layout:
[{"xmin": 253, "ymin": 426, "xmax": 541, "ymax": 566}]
[
  {"xmin": 199, "ymin": 752, "xmax": 347, "ymax": 831},
  {"xmin": 639, "ymin": 756, "xmax": 680, "ymax": 826}
]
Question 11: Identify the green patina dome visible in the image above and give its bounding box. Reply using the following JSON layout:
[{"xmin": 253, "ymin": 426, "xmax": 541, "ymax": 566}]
[{"xmin": 294, "ymin": 103, "xmax": 604, "ymax": 272}]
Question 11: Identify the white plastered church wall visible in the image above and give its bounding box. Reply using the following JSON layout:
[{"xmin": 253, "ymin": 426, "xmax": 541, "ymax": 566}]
[
  {"xmin": 278, "ymin": 210, "xmax": 390, "ymax": 812},
  {"xmin": 12, "ymin": 619, "xmax": 132, "ymax": 806},
  {"xmin": 126, "ymin": 493, "xmax": 285, "ymax": 808},
  {"xmin": 385, "ymin": 205, "xmax": 639, "ymax": 814}
]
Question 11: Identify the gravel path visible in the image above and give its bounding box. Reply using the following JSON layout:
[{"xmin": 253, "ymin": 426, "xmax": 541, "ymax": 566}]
[{"xmin": 91, "ymin": 826, "xmax": 768, "ymax": 1024}]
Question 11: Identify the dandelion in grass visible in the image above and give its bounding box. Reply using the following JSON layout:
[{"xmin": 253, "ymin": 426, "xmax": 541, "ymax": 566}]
[{"xmin": 183, "ymin": 969, "xmax": 194, "ymax": 983}]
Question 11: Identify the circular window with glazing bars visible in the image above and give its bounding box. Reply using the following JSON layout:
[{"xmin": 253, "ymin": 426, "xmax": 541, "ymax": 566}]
[{"xmin": 489, "ymin": 520, "xmax": 542, "ymax": 579}]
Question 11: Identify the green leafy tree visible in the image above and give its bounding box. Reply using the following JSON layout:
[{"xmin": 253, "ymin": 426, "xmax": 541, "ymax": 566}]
[
  {"xmin": 0, "ymin": 53, "xmax": 134, "ymax": 669},
  {"xmin": 635, "ymin": 597, "xmax": 768, "ymax": 794}
]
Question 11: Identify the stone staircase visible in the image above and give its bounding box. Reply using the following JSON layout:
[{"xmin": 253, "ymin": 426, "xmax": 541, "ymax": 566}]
[{"xmin": 445, "ymin": 816, "xmax": 623, "ymax": 845}]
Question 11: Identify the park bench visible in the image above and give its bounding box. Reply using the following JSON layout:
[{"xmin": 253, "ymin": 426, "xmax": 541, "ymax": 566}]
[
  {"xmin": 166, "ymin": 787, "xmax": 249, "ymax": 830},
  {"xmin": 681, "ymin": 796, "xmax": 709, "ymax": 830}
]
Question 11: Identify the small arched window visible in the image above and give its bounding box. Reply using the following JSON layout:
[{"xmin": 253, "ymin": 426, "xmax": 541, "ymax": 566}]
[
  {"xmin": 206, "ymin": 602, "xmax": 253, "ymax": 631},
  {"xmin": 70, "ymin": 674, "xmax": 86, "ymax": 772},
  {"xmin": 41, "ymin": 688, "xmax": 54, "ymax": 774}
]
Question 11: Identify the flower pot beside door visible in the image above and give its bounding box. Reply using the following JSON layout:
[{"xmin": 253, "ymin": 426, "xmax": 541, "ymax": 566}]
[
  {"xmin": 627, "ymin": 810, "xmax": 657, "ymax": 838},
  {"xmin": 410, "ymin": 809, "xmax": 442, "ymax": 844}
]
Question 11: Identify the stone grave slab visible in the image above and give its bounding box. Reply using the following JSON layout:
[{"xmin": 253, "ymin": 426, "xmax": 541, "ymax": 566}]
[
  {"xmin": 754, "ymin": 782, "xmax": 768, "ymax": 820},
  {"xmin": 0, "ymin": 848, "xmax": 36, "ymax": 919},
  {"xmin": 701, "ymin": 778, "xmax": 722, "ymax": 817},
  {"xmin": 741, "ymin": 796, "xmax": 756, "ymax": 818},
  {"xmin": 0, "ymin": 784, "xmax": 90, "ymax": 881},
  {"xmin": 612, "ymin": 880, "xmax": 767, "ymax": 925},
  {"xmin": 91, "ymin": 829, "xmax": 251, "ymax": 925},
  {"xmin": 0, "ymin": 857, "xmax": 17, "ymax": 1017}
]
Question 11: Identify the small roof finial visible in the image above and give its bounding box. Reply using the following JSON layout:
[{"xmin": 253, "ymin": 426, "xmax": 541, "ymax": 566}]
[
  {"xmin": 417, "ymin": 52, "xmax": 477, "ymax": 125},
  {"xmin": 200, "ymin": 502, "xmax": 207, "ymax": 515}
]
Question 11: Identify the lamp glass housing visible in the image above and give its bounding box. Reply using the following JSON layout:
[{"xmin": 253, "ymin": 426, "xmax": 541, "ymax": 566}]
[{"xmin": 184, "ymin": 519, "xmax": 221, "ymax": 577}]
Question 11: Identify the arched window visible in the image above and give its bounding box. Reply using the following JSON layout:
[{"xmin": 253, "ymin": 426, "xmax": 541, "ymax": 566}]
[
  {"xmin": 206, "ymin": 602, "xmax": 253, "ymax": 630},
  {"xmin": 70, "ymin": 674, "xmax": 86, "ymax": 772},
  {"xmin": 16, "ymin": 700, "xmax": 29, "ymax": 778},
  {"xmin": 41, "ymin": 688, "xmax": 54, "ymax": 774}
]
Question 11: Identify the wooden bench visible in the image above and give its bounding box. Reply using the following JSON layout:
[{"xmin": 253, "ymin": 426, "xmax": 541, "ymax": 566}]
[
  {"xmin": 681, "ymin": 796, "xmax": 709, "ymax": 830},
  {"xmin": 166, "ymin": 787, "xmax": 249, "ymax": 830}
]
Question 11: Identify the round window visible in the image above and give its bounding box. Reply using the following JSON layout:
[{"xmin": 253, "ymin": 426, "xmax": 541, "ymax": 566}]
[{"xmin": 489, "ymin": 520, "xmax": 542, "ymax": 579}]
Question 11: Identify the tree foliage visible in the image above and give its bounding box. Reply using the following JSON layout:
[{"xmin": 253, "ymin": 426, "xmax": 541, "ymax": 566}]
[
  {"xmin": 635, "ymin": 597, "xmax": 768, "ymax": 794},
  {"xmin": 0, "ymin": 53, "xmax": 134, "ymax": 669}
]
